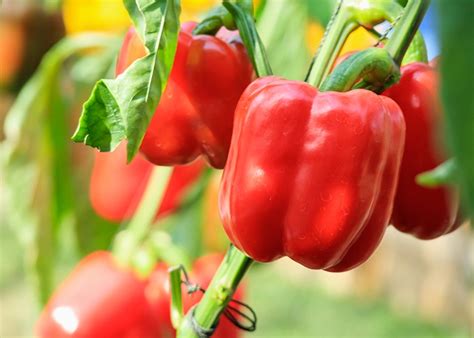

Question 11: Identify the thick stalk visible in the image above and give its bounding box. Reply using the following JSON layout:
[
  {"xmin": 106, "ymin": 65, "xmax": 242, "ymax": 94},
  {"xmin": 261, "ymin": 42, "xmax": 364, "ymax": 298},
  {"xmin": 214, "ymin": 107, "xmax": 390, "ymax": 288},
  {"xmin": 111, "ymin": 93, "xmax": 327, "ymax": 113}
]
[
  {"xmin": 177, "ymin": 246, "xmax": 253, "ymax": 338},
  {"xmin": 385, "ymin": 0, "xmax": 430, "ymax": 65},
  {"xmin": 320, "ymin": 47, "xmax": 399, "ymax": 93},
  {"xmin": 306, "ymin": 0, "xmax": 402, "ymax": 87},
  {"xmin": 306, "ymin": 0, "xmax": 427, "ymax": 87},
  {"xmin": 322, "ymin": 0, "xmax": 429, "ymax": 94},
  {"xmin": 306, "ymin": 3, "xmax": 357, "ymax": 87}
]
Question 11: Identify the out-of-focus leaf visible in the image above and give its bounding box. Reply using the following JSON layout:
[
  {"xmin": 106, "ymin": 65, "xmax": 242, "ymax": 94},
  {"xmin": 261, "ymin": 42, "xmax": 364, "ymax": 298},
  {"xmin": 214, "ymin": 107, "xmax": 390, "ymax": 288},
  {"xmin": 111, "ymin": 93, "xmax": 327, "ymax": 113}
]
[
  {"xmin": 436, "ymin": 0, "xmax": 474, "ymax": 216},
  {"xmin": 305, "ymin": 0, "xmax": 334, "ymax": 26},
  {"xmin": 72, "ymin": 0, "xmax": 181, "ymax": 162},
  {"xmin": 158, "ymin": 168, "xmax": 212, "ymax": 260},
  {"xmin": 257, "ymin": 0, "xmax": 311, "ymax": 80},
  {"xmin": 1, "ymin": 34, "xmax": 119, "ymax": 303}
]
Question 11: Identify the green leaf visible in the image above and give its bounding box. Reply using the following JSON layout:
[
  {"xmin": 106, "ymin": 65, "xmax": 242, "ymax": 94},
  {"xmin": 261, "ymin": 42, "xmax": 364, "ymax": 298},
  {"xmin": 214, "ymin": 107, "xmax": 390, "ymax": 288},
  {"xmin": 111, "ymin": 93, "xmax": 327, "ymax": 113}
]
[
  {"xmin": 1, "ymin": 34, "xmax": 119, "ymax": 303},
  {"xmin": 72, "ymin": 0, "xmax": 181, "ymax": 162},
  {"xmin": 257, "ymin": 0, "xmax": 311, "ymax": 80},
  {"xmin": 436, "ymin": 0, "xmax": 474, "ymax": 216}
]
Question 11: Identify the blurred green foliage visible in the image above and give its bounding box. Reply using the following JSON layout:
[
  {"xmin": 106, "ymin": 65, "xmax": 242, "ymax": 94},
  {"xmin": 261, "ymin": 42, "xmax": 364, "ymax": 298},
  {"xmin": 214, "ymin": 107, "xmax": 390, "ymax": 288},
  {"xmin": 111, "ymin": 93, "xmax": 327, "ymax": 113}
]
[
  {"xmin": 1, "ymin": 34, "xmax": 120, "ymax": 303},
  {"xmin": 436, "ymin": 0, "xmax": 474, "ymax": 217},
  {"xmin": 245, "ymin": 265, "xmax": 471, "ymax": 338}
]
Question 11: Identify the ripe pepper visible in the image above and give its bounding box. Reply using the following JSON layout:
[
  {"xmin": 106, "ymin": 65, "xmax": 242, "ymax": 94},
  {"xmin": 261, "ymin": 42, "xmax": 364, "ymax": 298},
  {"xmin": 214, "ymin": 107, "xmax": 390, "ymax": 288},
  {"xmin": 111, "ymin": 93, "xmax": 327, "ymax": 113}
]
[
  {"xmin": 219, "ymin": 76, "xmax": 405, "ymax": 271},
  {"xmin": 36, "ymin": 251, "xmax": 158, "ymax": 338},
  {"xmin": 89, "ymin": 143, "xmax": 204, "ymax": 222},
  {"xmin": 147, "ymin": 254, "xmax": 244, "ymax": 338},
  {"xmin": 36, "ymin": 253, "xmax": 242, "ymax": 338},
  {"xmin": 383, "ymin": 62, "xmax": 462, "ymax": 239},
  {"xmin": 117, "ymin": 22, "xmax": 253, "ymax": 169}
]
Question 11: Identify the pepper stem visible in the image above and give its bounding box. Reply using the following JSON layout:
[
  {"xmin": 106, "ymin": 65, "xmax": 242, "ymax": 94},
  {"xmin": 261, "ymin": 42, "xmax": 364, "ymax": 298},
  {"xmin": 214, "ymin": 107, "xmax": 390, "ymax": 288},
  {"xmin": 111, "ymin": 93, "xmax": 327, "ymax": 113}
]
[
  {"xmin": 306, "ymin": 1, "xmax": 357, "ymax": 88},
  {"xmin": 306, "ymin": 0, "xmax": 428, "ymax": 88},
  {"xmin": 385, "ymin": 0, "xmax": 430, "ymax": 65},
  {"xmin": 112, "ymin": 165, "xmax": 172, "ymax": 265},
  {"xmin": 192, "ymin": 0, "xmax": 254, "ymax": 35},
  {"xmin": 175, "ymin": 245, "xmax": 253, "ymax": 338},
  {"xmin": 320, "ymin": 48, "xmax": 400, "ymax": 93},
  {"xmin": 321, "ymin": 0, "xmax": 430, "ymax": 94},
  {"xmin": 223, "ymin": 1, "xmax": 272, "ymax": 77}
]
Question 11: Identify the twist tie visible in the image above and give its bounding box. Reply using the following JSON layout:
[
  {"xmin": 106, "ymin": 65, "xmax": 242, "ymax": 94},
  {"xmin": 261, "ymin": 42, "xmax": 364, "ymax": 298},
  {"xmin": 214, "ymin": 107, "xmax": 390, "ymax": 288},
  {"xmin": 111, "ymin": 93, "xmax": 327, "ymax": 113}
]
[{"xmin": 179, "ymin": 265, "xmax": 257, "ymax": 336}]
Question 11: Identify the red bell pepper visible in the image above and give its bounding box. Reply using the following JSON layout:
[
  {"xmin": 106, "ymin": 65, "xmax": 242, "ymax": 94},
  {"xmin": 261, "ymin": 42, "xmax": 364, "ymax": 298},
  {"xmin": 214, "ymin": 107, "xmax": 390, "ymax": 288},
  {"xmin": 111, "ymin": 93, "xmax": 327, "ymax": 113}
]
[
  {"xmin": 117, "ymin": 22, "xmax": 253, "ymax": 169},
  {"xmin": 147, "ymin": 254, "xmax": 244, "ymax": 338},
  {"xmin": 383, "ymin": 62, "xmax": 462, "ymax": 239},
  {"xmin": 219, "ymin": 76, "xmax": 405, "ymax": 272},
  {"xmin": 36, "ymin": 251, "xmax": 158, "ymax": 338},
  {"xmin": 89, "ymin": 143, "xmax": 204, "ymax": 222},
  {"xmin": 36, "ymin": 253, "xmax": 242, "ymax": 338}
]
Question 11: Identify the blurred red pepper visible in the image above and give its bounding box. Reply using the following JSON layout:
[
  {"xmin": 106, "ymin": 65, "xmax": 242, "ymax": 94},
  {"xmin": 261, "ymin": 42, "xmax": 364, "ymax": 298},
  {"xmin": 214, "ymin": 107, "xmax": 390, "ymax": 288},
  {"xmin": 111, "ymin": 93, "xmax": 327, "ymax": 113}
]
[
  {"xmin": 383, "ymin": 62, "xmax": 462, "ymax": 239},
  {"xmin": 117, "ymin": 22, "xmax": 253, "ymax": 169},
  {"xmin": 219, "ymin": 76, "xmax": 405, "ymax": 272},
  {"xmin": 90, "ymin": 143, "xmax": 204, "ymax": 222},
  {"xmin": 36, "ymin": 253, "xmax": 242, "ymax": 337},
  {"xmin": 147, "ymin": 254, "xmax": 243, "ymax": 338},
  {"xmin": 36, "ymin": 251, "xmax": 158, "ymax": 338}
]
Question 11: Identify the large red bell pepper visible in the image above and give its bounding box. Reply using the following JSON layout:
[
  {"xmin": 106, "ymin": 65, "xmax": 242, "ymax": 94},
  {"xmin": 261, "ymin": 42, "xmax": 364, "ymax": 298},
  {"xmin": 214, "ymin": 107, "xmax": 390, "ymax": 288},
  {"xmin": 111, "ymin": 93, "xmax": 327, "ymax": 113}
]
[
  {"xmin": 117, "ymin": 22, "xmax": 253, "ymax": 169},
  {"xmin": 147, "ymin": 254, "xmax": 243, "ymax": 338},
  {"xmin": 219, "ymin": 76, "xmax": 405, "ymax": 272},
  {"xmin": 36, "ymin": 251, "xmax": 158, "ymax": 338},
  {"xmin": 89, "ymin": 143, "xmax": 204, "ymax": 222},
  {"xmin": 383, "ymin": 62, "xmax": 462, "ymax": 239}
]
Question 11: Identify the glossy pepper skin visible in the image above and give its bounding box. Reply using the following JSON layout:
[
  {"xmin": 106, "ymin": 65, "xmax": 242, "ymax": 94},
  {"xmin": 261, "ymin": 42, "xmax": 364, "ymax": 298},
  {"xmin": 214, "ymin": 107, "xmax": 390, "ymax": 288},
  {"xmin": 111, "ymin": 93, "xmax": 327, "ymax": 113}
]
[
  {"xmin": 146, "ymin": 254, "xmax": 243, "ymax": 338},
  {"xmin": 117, "ymin": 22, "xmax": 253, "ymax": 169},
  {"xmin": 383, "ymin": 62, "xmax": 462, "ymax": 239},
  {"xmin": 36, "ymin": 251, "xmax": 158, "ymax": 338},
  {"xmin": 90, "ymin": 143, "xmax": 204, "ymax": 222},
  {"xmin": 219, "ymin": 77, "xmax": 405, "ymax": 272}
]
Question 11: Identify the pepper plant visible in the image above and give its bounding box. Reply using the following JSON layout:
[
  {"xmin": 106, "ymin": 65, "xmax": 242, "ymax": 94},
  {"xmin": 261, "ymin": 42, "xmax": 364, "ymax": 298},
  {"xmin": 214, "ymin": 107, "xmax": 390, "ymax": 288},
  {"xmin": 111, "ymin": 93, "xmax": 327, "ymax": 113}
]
[{"xmin": 3, "ymin": 0, "xmax": 472, "ymax": 336}]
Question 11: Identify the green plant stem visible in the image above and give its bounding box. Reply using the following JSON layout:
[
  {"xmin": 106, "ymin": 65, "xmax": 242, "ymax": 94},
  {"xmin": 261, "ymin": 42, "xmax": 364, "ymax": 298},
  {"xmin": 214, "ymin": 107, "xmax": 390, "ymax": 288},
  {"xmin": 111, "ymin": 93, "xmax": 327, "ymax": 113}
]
[
  {"xmin": 321, "ymin": 0, "xmax": 429, "ymax": 94},
  {"xmin": 223, "ymin": 1, "xmax": 272, "ymax": 77},
  {"xmin": 320, "ymin": 47, "xmax": 399, "ymax": 93},
  {"xmin": 416, "ymin": 159, "xmax": 457, "ymax": 188},
  {"xmin": 169, "ymin": 266, "xmax": 184, "ymax": 328},
  {"xmin": 192, "ymin": 0, "xmax": 254, "ymax": 35},
  {"xmin": 306, "ymin": 3, "xmax": 357, "ymax": 88},
  {"xmin": 385, "ymin": 0, "xmax": 430, "ymax": 65},
  {"xmin": 306, "ymin": 0, "xmax": 427, "ymax": 88},
  {"xmin": 176, "ymin": 246, "xmax": 253, "ymax": 338},
  {"xmin": 113, "ymin": 166, "xmax": 172, "ymax": 264}
]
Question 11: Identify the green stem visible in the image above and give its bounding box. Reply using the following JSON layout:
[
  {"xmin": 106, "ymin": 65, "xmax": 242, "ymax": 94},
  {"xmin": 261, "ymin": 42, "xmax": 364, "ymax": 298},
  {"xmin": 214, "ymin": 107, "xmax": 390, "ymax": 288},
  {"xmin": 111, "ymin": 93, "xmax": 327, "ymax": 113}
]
[
  {"xmin": 416, "ymin": 159, "xmax": 457, "ymax": 188},
  {"xmin": 321, "ymin": 0, "xmax": 429, "ymax": 94},
  {"xmin": 113, "ymin": 166, "xmax": 172, "ymax": 264},
  {"xmin": 176, "ymin": 245, "xmax": 253, "ymax": 338},
  {"xmin": 306, "ymin": 2, "xmax": 357, "ymax": 87},
  {"xmin": 306, "ymin": 0, "xmax": 403, "ymax": 88},
  {"xmin": 223, "ymin": 1, "xmax": 272, "ymax": 77},
  {"xmin": 170, "ymin": 266, "xmax": 184, "ymax": 328},
  {"xmin": 385, "ymin": 0, "xmax": 430, "ymax": 65},
  {"xmin": 192, "ymin": 0, "xmax": 254, "ymax": 35},
  {"xmin": 321, "ymin": 47, "xmax": 400, "ymax": 93}
]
